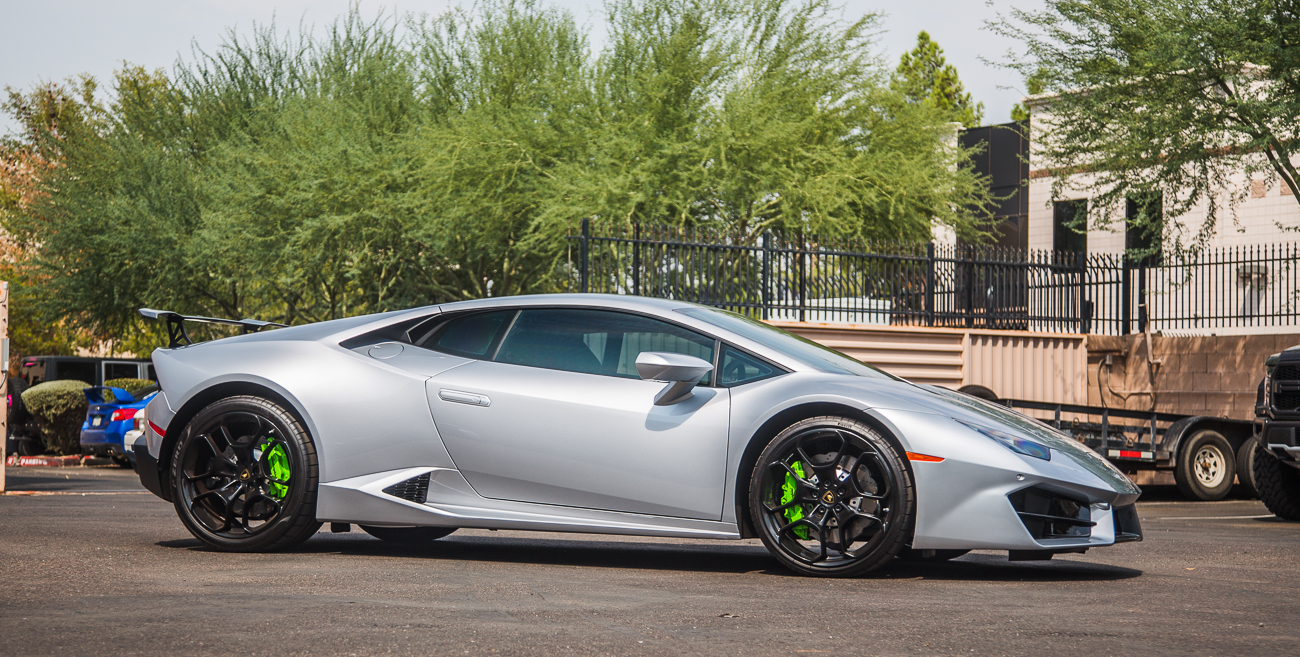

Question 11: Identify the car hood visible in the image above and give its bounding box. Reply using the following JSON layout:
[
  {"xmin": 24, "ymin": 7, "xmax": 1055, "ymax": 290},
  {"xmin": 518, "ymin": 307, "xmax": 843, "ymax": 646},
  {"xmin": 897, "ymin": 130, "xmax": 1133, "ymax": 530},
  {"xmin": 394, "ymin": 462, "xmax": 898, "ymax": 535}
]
[{"xmin": 826, "ymin": 375, "xmax": 1140, "ymax": 495}]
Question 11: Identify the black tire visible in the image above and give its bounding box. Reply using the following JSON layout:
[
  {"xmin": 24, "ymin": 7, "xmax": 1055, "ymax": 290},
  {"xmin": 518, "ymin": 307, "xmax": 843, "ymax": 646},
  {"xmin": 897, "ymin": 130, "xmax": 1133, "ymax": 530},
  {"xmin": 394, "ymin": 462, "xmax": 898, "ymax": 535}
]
[
  {"xmin": 1252, "ymin": 447, "xmax": 1300, "ymax": 521},
  {"xmin": 359, "ymin": 525, "xmax": 456, "ymax": 544},
  {"xmin": 170, "ymin": 396, "xmax": 322, "ymax": 551},
  {"xmin": 1236, "ymin": 439, "xmax": 1260, "ymax": 498},
  {"xmin": 957, "ymin": 385, "xmax": 999, "ymax": 402},
  {"xmin": 1174, "ymin": 429, "xmax": 1235, "ymax": 501},
  {"xmin": 15, "ymin": 437, "xmax": 43, "ymax": 456},
  {"xmin": 8, "ymin": 377, "xmax": 31, "ymax": 426},
  {"xmin": 748, "ymin": 416, "xmax": 914, "ymax": 577},
  {"xmin": 897, "ymin": 547, "xmax": 970, "ymax": 562}
]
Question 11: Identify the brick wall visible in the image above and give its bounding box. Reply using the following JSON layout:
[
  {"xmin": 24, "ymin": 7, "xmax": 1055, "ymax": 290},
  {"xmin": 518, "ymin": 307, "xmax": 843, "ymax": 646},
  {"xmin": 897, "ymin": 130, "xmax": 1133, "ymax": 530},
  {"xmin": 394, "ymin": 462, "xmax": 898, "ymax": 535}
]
[{"xmin": 1087, "ymin": 332, "xmax": 1300, "ymax": 420}]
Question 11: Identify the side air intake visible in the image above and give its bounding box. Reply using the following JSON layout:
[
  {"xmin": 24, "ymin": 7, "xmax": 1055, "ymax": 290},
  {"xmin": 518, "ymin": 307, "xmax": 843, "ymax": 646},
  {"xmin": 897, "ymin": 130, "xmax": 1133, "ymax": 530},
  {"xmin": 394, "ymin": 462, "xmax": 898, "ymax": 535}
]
[{"xmin": 382, "ymin": 473, "xmax": 431, "ymax": 504}]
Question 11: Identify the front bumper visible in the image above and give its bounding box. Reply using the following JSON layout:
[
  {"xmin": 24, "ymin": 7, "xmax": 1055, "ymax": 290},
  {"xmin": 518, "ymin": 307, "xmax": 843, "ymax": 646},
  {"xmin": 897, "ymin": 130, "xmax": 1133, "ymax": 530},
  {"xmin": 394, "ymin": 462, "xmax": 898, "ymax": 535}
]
[
  {"xmin": 877, "ymin": 408, "xmax": 1143, "ymax": 553},
  {"xmin": 1255, "ymin": 418, "xmax": 1300, "ymax": 464}
]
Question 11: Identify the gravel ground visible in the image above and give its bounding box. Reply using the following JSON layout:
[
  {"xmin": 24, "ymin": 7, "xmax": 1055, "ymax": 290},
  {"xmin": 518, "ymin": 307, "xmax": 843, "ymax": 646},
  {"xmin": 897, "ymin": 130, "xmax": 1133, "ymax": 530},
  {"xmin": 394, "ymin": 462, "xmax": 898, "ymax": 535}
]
[{"xmin": 1, "ymin": 466, "xmax": 1297, "ymax": 656}]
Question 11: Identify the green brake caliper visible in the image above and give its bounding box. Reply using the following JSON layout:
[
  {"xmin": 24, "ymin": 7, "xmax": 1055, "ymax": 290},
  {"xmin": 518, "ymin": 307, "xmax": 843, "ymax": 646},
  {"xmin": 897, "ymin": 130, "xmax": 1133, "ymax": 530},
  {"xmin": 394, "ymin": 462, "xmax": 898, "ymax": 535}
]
[
  {"xmin": 781, "ymin": 461, "xmax": 810, "ymax": 539},
  {"xmin": 264, "ymin": 441, "xmax": 291, "ymax": 500}
]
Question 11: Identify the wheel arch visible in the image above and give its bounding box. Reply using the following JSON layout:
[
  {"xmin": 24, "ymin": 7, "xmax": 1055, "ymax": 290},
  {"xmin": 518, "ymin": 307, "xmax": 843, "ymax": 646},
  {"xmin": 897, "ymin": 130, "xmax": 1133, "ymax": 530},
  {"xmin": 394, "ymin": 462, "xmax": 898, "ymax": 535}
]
[
  {"xmin": 1161, "ymin": 416, "xmax": 1255, "ymax": 460},
  {"xmin": 153, "ymin": 380, "xmax": 314, "ymax": 502},
  {"xmin": 733, "ymin": 401, "xmax": 913, "ymax": 539}
]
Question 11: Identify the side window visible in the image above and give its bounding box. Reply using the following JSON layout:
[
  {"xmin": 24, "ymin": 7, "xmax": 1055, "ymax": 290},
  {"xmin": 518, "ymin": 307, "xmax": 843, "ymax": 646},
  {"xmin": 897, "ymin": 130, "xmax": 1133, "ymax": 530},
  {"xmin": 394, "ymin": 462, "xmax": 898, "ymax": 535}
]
[
  {"xmin": 494, "ymin": 308, "xmax": 715, "ymax": 383},
  {"xmin": 418, "ymin": 310, "xmax": 515, "ymax": 359},
  {"xmin": 57, "ymin": 361, "xmax": 96, "ymax": 384},
  {"xmin": 104, "ymin": 362, "xmax": 138, "ymax": 381},
  {"xmin": 718, "ymin": 344, "xmax": 780, "ymax": 387}
]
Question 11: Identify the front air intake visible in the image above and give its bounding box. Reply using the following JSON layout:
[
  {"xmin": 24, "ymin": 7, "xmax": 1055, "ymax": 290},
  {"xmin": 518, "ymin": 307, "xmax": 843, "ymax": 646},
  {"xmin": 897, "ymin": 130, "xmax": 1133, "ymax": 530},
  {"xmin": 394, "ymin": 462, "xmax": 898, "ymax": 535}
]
[
  {"xmin": 382, "ymin": 473, "xmax": 431, "ymax": 504},
  {"xmin": 1008, "ymin": 486, "xmax": 1095, "ymax": 540}
]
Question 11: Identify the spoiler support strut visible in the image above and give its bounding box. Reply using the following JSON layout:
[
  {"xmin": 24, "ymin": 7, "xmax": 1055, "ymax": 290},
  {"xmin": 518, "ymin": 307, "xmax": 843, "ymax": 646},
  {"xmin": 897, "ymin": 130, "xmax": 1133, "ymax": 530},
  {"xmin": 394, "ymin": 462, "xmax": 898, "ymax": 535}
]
[{"xmin": 138, "ymin": 308, "xmax": 287, "ymax": 348}]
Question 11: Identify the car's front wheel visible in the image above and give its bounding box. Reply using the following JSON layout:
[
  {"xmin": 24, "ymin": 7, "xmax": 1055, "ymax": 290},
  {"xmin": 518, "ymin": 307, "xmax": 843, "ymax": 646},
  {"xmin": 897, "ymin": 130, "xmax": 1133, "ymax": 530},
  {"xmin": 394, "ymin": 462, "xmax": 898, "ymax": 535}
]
[
  {"xmin": 171, "ymin": 396, "xmax": 322, "ymax": 551},
  {"xmin": 749, "ymin": 416, "xmax": 914, "ymax": 577}
]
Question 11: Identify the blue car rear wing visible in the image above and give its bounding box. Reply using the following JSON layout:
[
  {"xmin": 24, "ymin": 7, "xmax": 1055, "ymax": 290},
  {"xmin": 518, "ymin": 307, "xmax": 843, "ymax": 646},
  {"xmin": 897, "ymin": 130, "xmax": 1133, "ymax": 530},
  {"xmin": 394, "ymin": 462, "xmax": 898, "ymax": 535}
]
[
  {"xmin": 139, "ymin": 308, "xmax": 287, "ymax": 349},
  {"xmin": 84, "ymin": 386, "xmax": 138, "ymax": 404}
]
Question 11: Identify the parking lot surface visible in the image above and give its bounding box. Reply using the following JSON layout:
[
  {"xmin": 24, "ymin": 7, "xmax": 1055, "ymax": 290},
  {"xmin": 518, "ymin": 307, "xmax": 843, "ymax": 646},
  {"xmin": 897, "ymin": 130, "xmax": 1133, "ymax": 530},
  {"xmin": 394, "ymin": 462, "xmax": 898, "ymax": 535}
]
[{"xmin": 1, "ymin": 466, "xmax": 1297, "ymax": 656}]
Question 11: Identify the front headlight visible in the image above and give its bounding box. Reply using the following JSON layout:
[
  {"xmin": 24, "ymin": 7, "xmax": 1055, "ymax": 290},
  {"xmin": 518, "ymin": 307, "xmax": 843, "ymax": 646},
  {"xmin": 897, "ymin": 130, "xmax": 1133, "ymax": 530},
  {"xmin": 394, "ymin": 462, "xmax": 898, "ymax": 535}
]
[{"xmin": 956, "ymin": 419, "xmax": 1051, "ymax": 461}]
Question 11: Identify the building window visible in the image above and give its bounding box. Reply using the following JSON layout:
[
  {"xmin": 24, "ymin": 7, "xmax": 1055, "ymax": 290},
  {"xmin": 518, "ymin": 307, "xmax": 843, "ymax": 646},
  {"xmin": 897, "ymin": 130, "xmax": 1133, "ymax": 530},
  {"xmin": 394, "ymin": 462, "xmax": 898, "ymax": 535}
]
[
  {"xmin": 1052, "ymin": 200, "xmax": 1088, "ymax": 254},
  {"xmin": 1125, "ymin": 193, "xmax": 1162, "ymax": 266}
]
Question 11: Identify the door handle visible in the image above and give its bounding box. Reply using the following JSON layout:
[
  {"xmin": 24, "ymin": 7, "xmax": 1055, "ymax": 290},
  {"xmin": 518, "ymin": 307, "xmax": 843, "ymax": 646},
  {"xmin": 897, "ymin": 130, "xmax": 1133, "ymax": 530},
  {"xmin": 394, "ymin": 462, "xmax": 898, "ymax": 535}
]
[{"xmin": 438, "ymin": 389, "xmax": 491, "ymax": 407}]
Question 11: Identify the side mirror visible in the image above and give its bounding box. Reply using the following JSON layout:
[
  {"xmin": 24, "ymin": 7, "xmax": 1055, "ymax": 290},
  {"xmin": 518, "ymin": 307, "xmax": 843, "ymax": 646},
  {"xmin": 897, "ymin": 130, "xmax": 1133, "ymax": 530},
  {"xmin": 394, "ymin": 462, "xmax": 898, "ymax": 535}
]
[{"xmin": 635, "ymin": 351, "xmax": 714, "ymax": 406}]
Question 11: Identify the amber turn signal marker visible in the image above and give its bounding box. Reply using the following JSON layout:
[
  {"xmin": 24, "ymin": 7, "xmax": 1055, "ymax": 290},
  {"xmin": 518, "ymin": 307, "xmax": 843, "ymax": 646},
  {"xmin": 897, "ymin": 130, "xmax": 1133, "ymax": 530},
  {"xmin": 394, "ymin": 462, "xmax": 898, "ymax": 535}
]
[{"xmin": 906, "ymin": 452, "xmax": 944, "ymax": 462}]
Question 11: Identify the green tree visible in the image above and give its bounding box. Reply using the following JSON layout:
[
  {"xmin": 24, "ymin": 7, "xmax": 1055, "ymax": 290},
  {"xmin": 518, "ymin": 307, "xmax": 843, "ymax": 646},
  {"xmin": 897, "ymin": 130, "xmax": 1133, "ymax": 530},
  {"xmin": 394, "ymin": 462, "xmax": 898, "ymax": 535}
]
[
  {"xmin": 992, "ymin": 0, "xmax": 1300, "ymax": 255},
  {"xmin": 0, "ymin": 78, "xmax": 103, "ymax": 361},
  {"xmin": 891, "ymin": 31, "xmax": 984, "ymax": 128},
  {"xmin": 3, "ymin": 0, "xmax": 996, "ymax": 351}
]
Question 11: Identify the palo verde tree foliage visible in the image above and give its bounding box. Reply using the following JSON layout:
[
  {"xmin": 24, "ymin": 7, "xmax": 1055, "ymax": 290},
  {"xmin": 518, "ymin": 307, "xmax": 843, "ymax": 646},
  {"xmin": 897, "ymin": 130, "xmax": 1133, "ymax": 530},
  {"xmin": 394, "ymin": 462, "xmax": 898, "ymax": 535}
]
[
  {"xmin": 891, "ymin": 31, "xmax": 984, "ymax": 128},
  {"xmin": 2, "ymin": 0, "xmax": 994, "ymax": 351},
  {"xmin": 992, "ymin": 0, "xmax": 1300, "ymax": 256}
]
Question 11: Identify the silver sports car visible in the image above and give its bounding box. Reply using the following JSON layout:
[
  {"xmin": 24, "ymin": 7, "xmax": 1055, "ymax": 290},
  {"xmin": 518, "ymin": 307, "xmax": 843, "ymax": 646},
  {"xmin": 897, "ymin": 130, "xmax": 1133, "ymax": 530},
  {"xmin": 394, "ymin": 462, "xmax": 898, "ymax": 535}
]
[{"xmin": 133, "ymin": 294, "xmax": 1142, "ymax": 576}]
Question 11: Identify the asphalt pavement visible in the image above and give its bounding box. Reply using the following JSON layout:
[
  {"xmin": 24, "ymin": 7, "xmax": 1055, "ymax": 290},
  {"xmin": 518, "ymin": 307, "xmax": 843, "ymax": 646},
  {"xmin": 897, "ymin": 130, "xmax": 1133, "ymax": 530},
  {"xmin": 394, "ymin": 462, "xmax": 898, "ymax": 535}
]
[{"xmin": 1, "ymin": 466, "xmax": 1297, "ymax": 656}]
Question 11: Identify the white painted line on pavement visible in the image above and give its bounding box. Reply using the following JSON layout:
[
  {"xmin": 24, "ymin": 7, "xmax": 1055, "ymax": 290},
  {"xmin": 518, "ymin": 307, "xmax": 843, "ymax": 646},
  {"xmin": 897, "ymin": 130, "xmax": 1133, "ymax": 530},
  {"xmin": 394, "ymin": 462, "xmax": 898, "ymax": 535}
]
[
  {"xmin": 2, "ymin": 490, "xmax": 151, "ymax": 496},
  {"xmin": 1154, "ymin": 514, "xmax": 1275, "ymax": 520}
]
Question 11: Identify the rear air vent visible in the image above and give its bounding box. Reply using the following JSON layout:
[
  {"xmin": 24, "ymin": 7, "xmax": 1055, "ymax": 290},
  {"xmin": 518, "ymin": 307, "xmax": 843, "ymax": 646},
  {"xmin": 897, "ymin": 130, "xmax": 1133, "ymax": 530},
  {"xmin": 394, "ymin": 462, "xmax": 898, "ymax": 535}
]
[
  {"xmin": 1008, "ymin": 486, "xmax": 1095, "ymax": 540},
  {"xmin": 382, "ymin": 473, "xmax": 431, "ymax": 504}
]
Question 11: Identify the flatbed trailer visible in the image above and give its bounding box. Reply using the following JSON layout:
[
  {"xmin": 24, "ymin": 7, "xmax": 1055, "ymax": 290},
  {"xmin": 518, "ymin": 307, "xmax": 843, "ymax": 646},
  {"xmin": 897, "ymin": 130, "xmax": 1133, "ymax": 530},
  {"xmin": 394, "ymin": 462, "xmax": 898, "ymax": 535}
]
[{"xmin": 999, "ymin": 397, "xmax": 1257, "ymax": 501}]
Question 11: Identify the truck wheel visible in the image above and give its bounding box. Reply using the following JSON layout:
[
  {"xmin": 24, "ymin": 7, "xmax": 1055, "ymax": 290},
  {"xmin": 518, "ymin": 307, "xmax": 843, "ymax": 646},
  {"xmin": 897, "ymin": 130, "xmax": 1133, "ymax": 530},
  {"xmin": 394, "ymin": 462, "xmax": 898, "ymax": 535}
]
[
  {"xmin": 1174, "ymin": 430, "xmax": 1235, "ymax": 501},
  {"xmin": 1236, "ymin": 440, "xmax": 1260, "ymax": 498},
  {"xmin": 1252, "ymin": 448, "xmax": 1300, "ymax": 521}
]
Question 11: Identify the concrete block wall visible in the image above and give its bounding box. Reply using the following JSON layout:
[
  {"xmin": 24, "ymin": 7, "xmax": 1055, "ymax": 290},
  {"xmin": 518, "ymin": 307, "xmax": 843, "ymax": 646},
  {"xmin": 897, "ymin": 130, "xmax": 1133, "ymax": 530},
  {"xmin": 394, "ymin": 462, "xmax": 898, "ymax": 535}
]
[{"xmin": 1087, "ymin": 332, "xmax": 1300, "ymax": 420}]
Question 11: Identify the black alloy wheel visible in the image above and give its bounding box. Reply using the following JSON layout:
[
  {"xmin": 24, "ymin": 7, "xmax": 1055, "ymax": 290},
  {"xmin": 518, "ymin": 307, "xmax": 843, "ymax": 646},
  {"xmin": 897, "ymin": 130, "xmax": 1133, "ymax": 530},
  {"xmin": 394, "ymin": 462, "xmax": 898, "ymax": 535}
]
[
  {"xmin": 749, "ymin": 416, "xmax": 914, "ymax": 577},
  {"xmin": 359, "ymin": 525, "xmax": 457, "ymax": 544},
  {"xmin": 171, "ymin": 396, "xmax": 321, "ymax": 551}
]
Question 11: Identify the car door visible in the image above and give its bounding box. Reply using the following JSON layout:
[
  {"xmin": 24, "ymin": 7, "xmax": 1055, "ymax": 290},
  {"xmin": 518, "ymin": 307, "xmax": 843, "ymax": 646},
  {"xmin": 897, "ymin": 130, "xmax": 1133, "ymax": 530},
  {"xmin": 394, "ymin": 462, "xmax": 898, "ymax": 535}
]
[{"xmin": 425, "ymin": 307, "xmax": 731, "ymax": 520}]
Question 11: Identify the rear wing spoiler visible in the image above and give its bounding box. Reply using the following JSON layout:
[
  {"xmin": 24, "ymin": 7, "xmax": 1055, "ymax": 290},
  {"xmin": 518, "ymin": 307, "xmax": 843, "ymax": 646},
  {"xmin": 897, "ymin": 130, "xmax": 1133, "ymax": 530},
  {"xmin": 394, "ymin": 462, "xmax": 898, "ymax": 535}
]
[
  {"xmin": 139, "ymin": 308, "xmax": 287, "ymax": 349},
  {"xmin": 84, "ymin": 386, "xmax": 137, "ymax": 404}
]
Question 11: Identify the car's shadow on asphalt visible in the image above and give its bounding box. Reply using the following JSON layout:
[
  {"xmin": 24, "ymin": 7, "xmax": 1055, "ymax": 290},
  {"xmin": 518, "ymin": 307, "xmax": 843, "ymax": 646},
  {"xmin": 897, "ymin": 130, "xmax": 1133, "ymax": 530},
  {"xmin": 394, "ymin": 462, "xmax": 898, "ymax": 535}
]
[{"xmin": 159, "ymin": 534, "xmax": 1143, "ymax": 582}]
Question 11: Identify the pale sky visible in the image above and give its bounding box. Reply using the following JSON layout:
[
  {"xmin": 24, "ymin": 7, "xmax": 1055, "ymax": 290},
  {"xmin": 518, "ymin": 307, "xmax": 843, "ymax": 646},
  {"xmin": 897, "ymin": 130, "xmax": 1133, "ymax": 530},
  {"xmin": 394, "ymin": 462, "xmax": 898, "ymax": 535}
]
[{"xmin": 0, "ymin": 0, "xmax": 1044, "ymax": 135}]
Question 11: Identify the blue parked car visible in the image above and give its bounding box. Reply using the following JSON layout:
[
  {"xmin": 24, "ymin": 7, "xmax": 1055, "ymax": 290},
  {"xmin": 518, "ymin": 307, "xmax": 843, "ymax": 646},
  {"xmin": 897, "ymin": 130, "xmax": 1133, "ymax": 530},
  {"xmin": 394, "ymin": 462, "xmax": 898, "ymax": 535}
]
[{"xmin": 81, "ymin": 386, "xmax": 158, "ymax": 465}]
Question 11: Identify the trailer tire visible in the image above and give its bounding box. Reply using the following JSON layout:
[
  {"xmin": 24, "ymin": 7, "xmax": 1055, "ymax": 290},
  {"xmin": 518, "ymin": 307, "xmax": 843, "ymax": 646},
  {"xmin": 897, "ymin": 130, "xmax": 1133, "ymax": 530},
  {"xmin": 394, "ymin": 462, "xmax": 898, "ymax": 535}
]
[
  {"xmin": 1174, "ymin": 429, "xmax": 1235, "ymax": 501},
  {"xmin": 1252, "ymin": 449, "xmax": 1300, "ymax": 521},
  {"xmin": 1236, "ymin": 440, "xmax": 1260, "ymax": 498}
]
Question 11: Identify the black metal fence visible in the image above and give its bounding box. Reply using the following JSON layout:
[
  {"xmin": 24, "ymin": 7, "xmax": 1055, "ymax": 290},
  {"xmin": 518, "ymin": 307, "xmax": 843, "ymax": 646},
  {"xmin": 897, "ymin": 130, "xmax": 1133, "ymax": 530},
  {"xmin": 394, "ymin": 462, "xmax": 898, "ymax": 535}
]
[{"xmin": 567, "ymin": 220, "xmax": 1300, "ymax": 335}]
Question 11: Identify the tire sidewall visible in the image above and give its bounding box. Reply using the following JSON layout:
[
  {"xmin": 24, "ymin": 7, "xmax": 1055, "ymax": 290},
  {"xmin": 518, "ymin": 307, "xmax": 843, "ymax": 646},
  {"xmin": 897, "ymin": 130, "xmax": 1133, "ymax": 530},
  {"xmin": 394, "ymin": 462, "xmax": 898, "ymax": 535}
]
[
  {"xmin": 748, "ymin": 416, "xmax": 914, "ymax": 577},
  {"xmin": 1251, "ymin": 443, "xmax": 1300, "ymax": 521},
  {"xmin": 1176, "ymin": 430, "xmax": 1235, "ymax": 501},
  {"xmin": 171, "ymin": 396, "xmax": 318, "ymax": 551}
]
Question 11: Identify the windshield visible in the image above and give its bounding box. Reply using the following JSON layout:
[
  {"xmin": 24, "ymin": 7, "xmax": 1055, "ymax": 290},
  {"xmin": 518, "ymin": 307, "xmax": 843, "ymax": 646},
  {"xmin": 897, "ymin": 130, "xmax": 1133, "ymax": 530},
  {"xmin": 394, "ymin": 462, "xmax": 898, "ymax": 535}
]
[{"xmin": 678, "ymin": 307, "xmax": 896, "ymax": 379}]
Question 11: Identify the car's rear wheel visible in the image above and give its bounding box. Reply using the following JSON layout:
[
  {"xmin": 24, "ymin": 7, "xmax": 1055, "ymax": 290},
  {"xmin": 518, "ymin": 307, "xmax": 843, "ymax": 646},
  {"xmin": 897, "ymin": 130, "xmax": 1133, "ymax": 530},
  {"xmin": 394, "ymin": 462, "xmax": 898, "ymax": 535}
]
[
  {"xmin": 359, "ymin": 525, "xmax": 456, "ymax": 544},
  {"xmin": 171, "ymin": 396, "xmax": 321, "ymax": 551},
  {"xmin": 749, "ymin": 416, "xmax": 913, "ymax": 577}
]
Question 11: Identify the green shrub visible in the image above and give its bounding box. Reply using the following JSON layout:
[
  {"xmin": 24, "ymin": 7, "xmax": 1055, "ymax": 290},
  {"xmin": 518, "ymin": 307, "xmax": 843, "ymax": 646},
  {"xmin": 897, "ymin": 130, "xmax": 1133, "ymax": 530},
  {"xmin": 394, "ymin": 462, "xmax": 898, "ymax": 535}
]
[
  {"xmin": 103, "ymin": 378, "xmax": 156, "ymax": 400},
  {"xmin": 22, "ymin": 380, "xmax": 92, "ymax": 455}
]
